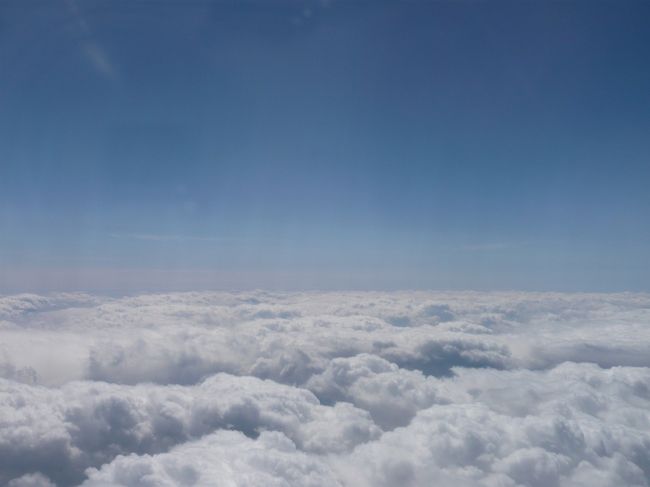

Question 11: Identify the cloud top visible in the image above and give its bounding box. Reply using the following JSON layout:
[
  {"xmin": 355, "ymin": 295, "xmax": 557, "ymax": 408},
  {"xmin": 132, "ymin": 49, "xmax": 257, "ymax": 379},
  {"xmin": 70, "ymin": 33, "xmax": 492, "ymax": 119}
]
[{"xmin": 1, "ymin": 291, "xmax": 649, "ymax": 486}]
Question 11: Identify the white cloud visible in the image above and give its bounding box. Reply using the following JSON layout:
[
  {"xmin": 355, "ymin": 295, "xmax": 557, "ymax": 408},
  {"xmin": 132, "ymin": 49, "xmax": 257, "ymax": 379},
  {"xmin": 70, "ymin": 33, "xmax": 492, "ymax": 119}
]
[
  {"xmin": 108, "ymin": 233, "xmax": 229, "ymax": 243},
  {"xmin": 0, "ymin": 373, "xmax": 377, "ymax": 485},
  {"xmin": 64, "ymin": 0, "xmax": 118, "ymax": 80},
  {"xmin": 307, "ymin": 353, "xmax": 448, "ymax": 429},
  {"xmin": 333, "ymin": 362, "xmax": 650, "ymax": 487},
  {"xmin": 82, "ymin": 431, "xmax": 341, "ymax": 487},
  {"xmin": 1, "ymin": 291, "xmax": 649, "ymax": 485},
  {"xmin": 8, "ymin": 474, "xmax": 57, "ymax": 487}
]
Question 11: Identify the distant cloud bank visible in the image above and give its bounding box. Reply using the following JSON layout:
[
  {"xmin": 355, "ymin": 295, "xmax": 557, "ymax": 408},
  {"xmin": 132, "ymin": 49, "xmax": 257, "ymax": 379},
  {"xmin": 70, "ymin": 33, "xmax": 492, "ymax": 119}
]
[{"xmin": 1, "ymin": 291, "xmax": 649, "ymax": 486}]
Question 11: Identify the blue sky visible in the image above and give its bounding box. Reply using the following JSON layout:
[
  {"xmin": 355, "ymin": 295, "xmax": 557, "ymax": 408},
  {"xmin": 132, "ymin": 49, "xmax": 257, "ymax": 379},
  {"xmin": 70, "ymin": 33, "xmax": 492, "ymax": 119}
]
[{"xmin": 1, "ymin": 0, "xmax": 649, "ymax": 292}]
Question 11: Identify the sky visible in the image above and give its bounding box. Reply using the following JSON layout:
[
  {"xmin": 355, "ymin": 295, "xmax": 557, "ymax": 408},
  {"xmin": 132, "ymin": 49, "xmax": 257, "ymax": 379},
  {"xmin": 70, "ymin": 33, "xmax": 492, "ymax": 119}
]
[{"xmin": 0, "ymin": 0, "xmax": 649, "ymax": 292}]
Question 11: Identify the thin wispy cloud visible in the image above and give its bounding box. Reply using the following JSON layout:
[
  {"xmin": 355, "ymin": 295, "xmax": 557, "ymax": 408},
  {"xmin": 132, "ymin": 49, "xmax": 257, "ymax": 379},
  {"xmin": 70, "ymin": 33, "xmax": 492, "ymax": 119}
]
[
  {"xmin": 65, "ymin": 0, "xmax": 118, "ymax": 80},
  {"xmin": 109, "ymin": 233, "xmax": 228, "ymax": 243},
  {"xmin": 461, "ymin": 242, "xmax": 521, "ymax": 251}
]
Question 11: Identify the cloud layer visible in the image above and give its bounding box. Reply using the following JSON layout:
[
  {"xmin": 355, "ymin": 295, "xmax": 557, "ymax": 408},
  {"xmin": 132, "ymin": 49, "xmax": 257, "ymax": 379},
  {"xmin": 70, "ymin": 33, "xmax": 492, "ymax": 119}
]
[{"xmin": 1, "ymin": 291, "xmax": 649, "ymax": 486}]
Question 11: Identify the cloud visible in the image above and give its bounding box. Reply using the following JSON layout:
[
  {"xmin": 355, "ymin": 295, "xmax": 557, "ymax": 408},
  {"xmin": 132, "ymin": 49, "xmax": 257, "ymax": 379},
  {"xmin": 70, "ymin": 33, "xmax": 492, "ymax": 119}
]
[
  {"xmin": 461, "ymin": 242, "xmax": 519, "ymax": 251},
  {"xmin": 64, "ymin": 0, "xmax": 118, "ymax": 80},
  {"xmin": 81, "ymin": 43, "xmax": 117, "ymax": 80},
  {"xmin": 108, "ymin": 233, "xmax": 228, "ymax": 243},
  {"xmin": 0, "ymin": 373, "xmax": 377, "ymax": 486},
  {"xmin": 2, "ymin": 291, "xmax": 649, "ymax": 388},
  {"xmin": 1, "ymin": 291, "xmax": 650, "ymax": 485},
  {"xmin": 8, "ymin": 474, "xmax": 56, "ymax": 487},
  {"xmin": 307, "ymin": 354, "xmax": 447, "ymax": 429},
  {"xmin": 82, "ymin": 431, "xmax": 341, "ymax": 487},
  {"xmin": 333, "ymin": 363, "xmax": 650, "ymax": 487}
]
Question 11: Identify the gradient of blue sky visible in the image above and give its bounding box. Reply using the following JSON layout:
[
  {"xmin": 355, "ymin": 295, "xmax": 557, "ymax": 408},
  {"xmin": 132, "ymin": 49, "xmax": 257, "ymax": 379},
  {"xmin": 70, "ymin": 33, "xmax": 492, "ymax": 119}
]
[{"xmin": 1, "ymin": 0, "xmax": 649, "ymax": 292}]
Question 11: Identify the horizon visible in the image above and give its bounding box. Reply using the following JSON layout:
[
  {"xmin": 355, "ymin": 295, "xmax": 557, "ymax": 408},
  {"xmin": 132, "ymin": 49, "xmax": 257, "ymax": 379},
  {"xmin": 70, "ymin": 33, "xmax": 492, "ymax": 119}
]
[{"xmin": 1, "ymin": 2, "xmax": 650, "ymax": 486}]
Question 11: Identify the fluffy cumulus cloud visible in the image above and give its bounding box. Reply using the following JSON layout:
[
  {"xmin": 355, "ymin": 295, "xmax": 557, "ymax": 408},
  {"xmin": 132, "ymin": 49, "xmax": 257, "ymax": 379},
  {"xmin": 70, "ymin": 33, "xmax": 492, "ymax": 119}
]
[
  {"xmin": 81, "ymin": 431, "xmax": 341, "ymax": 487},
  {"xmin": 1, "ymin": 291, "xmax": 649, "ymax": 486}
]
